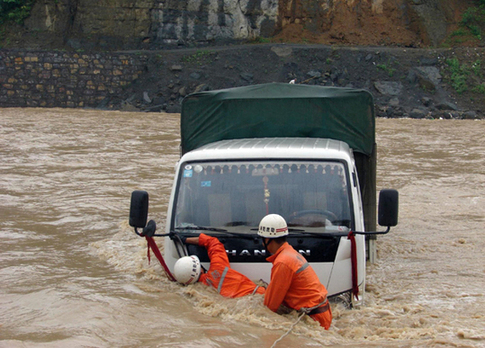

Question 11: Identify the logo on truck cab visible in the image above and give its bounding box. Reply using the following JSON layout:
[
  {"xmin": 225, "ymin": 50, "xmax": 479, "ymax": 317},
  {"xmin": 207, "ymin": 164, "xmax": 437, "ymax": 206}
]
[{"xmin": 226, "ymin": 249, "xmax": 311, "ymax": 257}]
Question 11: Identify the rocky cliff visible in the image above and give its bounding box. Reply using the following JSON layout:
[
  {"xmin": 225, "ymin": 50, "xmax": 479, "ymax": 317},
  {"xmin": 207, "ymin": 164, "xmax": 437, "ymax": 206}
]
[{"xmin": 10, "ymin": 0, "xmax": 475, "ymax": 50}]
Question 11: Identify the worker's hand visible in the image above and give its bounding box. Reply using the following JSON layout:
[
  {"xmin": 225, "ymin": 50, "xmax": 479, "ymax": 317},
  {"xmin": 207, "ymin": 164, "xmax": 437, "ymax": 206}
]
[{"xmin": 184, "ymin": 236, "xmax": 200, "ymax": 245}]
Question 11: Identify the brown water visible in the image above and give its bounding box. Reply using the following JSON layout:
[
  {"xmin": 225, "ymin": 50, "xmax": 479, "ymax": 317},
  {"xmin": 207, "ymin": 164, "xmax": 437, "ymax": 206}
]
[{"xmin": 1, "ymin": 108, "xmax": 484, "ymax": 348}]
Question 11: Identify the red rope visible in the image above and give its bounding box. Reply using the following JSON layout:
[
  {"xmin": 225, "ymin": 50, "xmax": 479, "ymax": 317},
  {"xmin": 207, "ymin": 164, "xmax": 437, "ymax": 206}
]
[
  {"xmin": 145, "ymin": 236, "xmax": 176, "ymax": 282},
  {"xmin": 347, "ymin": 231, "xmax": 359, "ymax": 300}
]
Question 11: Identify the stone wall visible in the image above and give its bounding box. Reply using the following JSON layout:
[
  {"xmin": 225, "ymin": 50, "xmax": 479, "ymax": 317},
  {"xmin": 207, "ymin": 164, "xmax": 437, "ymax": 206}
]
[
  {"xmin": 1, "ymin": 45, "xmax": 483, "ymax": 119},
  {"xmin": 0, "ymin": 50, "xmax": 147, "ymax": 108}
]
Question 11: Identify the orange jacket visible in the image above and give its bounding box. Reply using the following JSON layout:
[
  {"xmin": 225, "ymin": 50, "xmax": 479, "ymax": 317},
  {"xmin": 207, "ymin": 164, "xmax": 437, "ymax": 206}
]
[
  {"xmin": 264, "ymin": 242, "xmax": 332, "ymax": 329},
  {"xmin": 198, "ymin": 234, "xmax": 265, "ymax": 298}
]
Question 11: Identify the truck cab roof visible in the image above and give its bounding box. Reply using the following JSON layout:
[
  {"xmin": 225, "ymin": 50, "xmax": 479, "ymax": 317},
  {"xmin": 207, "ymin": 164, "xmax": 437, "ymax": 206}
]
[{"xmin": 181, "ymin": 137, "xmax": 354, "ymax": 163}]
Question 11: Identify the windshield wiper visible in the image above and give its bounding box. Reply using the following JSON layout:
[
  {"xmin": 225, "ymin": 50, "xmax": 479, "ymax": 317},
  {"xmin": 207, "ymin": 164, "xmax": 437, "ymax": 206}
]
[
  {"xmin": 173, "ymin": 226, "xmax": 256, "ymax": 239},
  {"xmin": 288, "ymin": 228, "xmax": 307, "ymax": 233},
  {"xmin": 175, "ymin": 225, "xmax": 228, "ymax": 232}
]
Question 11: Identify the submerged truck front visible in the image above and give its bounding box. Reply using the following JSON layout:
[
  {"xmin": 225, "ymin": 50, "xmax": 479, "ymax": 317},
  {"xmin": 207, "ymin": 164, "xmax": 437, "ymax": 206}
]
[{"xmin": 160, "ymin": 83, "xmax": 397, "ymax": 305}]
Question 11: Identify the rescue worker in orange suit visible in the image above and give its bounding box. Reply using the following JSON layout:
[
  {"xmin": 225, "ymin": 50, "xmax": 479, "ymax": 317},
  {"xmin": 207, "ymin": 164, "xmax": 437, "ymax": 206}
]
[
  {"xmin": 258, "ymin": 214, "xmax": 332, "ymax": 329},
  {"xmin": 173, "ymin": 233, "xmax": 265, "ymax": 298}
]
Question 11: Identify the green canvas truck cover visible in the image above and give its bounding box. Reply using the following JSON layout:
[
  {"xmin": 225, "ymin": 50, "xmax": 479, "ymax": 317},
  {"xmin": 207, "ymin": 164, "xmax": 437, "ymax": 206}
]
[{"xmin": 180, "ymin": 82, "xmax": 375, "ymax": 156}]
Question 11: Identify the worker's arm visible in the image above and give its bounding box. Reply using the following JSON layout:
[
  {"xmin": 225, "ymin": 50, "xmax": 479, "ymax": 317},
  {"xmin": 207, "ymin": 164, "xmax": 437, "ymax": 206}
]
[
  {"xmin": 182, "ymin": 233, "xmax": 229, "ymax": 268},
  {"xmin": 198, "ymin": 233, "xmax": 230, "ymax": 268},
  {"xmin": 264, "ymin": 263, "xmax": 293, "ymax": 312},
  {"xmin": 185, "ymin": 237, "xmax": 199, "ymax": 245}
]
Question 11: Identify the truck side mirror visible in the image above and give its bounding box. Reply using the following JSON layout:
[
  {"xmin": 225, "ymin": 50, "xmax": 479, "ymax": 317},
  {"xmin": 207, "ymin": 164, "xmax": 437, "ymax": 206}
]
[
  {"xmin": 129, "ymin": 190, "xmax": 149, "ymax": 228},
  {"xmin": 378, "ymin": 189, "xmax": 398, "ymax": 227}
]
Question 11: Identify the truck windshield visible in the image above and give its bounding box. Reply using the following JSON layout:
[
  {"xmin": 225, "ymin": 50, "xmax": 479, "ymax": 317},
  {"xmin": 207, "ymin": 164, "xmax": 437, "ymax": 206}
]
[{"xmin": 173, "ymin": 161, "xmax": 352, "ymax": 233}]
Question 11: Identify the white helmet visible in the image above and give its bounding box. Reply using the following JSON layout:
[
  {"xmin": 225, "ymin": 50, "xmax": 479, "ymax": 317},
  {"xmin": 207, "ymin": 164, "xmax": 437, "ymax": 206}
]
[
  {"xmin": 173, "ymin": 255, "xmax": 201, "ymax": 285},
  {"xmin": 258, "ymin": 214, "xmax": 288, "ymax": 238}
]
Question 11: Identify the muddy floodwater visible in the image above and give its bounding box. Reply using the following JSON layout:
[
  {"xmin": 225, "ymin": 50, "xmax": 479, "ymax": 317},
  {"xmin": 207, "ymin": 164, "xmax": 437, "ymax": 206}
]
[{"xmin": 1, "ymin": 108, "xmax": 484, "ymax": 348}]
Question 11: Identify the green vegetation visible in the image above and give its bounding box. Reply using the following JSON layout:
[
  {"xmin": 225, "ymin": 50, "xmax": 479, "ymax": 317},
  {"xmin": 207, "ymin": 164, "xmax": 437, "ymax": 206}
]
[
  {"xmin": 0, "ymin": 0, "xmax": 35, "ymax": 25},
  {"xmin": 252, "ymin": 36, "xmax": 272, "ymax": 44},
  {"xmin": 445, "ymin": 58, "xmax": 484, "ymax": 94},
  {"xmin": 181, "ymin": 50, "xmax": 215, "ymax": 65},
  {"xmin": 471, "ymin": 58, "xmax": 482, "ymax": 75},
  {"xmin": 446, "ymin": 58, "xmax": 469, "ymax": 93},
  {"xmin": 447, "ymin": 0, "xmax": 485, "ymax": 45},
  {"xmin": 448, "ymin": 28, "xmax": 473, "ymax": 45},
  {"xmin": 376, "ymin": 61, "xmax": 397, "ymax": 77},
  {"xmin": 461, "ymin": 4, "xmax": 485, "ymax": 40},
  {"xmin": 473, "ymin": 84, "xmax": 485, "ymax": 93}
]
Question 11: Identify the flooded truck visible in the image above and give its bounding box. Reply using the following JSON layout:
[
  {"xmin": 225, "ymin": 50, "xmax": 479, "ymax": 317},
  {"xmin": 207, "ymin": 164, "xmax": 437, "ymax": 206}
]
[{"xmin": 130, "ymin": 83, "xmax": 398, "ymax": 306}]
